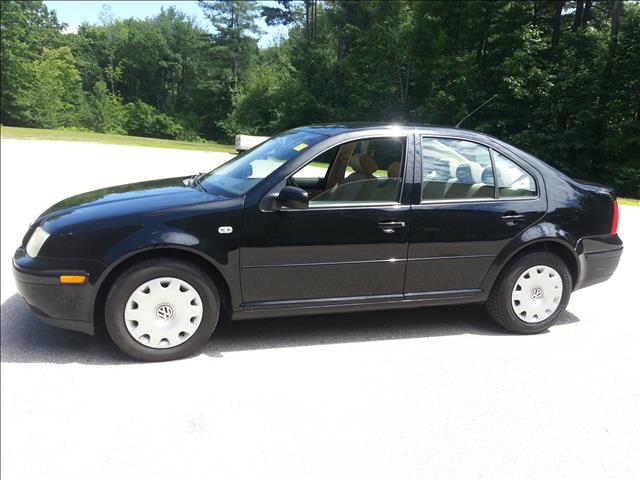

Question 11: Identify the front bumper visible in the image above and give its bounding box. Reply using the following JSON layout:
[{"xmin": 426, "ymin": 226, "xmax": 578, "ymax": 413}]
[
  {"xmin": 13, "ymin": 249, "xmax": 101, "ymax": 335},
  {"xmin": 574, "ymin": 234, "xmax": 623, "ymax": 290}
]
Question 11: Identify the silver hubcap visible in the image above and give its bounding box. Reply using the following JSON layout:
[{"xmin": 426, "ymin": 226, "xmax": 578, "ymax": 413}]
[
  {"xmin": 511, "ymin": 265, "xmax": 563, "ymax": 323},
  {"xmin": 124, "ymin": 277, "xmax": 203, "ymax": 349}
]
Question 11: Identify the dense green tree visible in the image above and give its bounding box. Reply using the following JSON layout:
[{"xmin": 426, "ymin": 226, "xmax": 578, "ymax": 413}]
[
  {"xmin": 0, "ymin": 1, "xmax": 66, "ymax": 123},
  {"xmin": 80, "ymin": 81, "xmax": 126, "ymax": 133},
  {"xmin": 124, "ymin": 100, "xmax": 186, "ymax": 140},
  {"xmin": 15, "ymin": 46, "xmax": 84, "ymax": 128},
  {"xmin": 71, "ymin": 7, "xmax": 232, "ymax": 138},
  {"xmin": 198, "ymin": 1, "xmax": 260, "ymax": 88},
  {"xmin": 1, "ymin": 0, "xmax": 638, "ymax": 194}
]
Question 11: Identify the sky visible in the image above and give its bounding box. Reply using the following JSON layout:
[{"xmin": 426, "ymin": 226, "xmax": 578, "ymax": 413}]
[{"xmin": 43, "ymin": 1, "xmax": 289, "ymax": 48}]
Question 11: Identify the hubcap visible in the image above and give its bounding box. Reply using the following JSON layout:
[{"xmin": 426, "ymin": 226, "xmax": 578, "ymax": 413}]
[
  {"xmin": 511, "ymin": 265, "xmax": 563, "ymax": 323},
  {"xmin": 124, "ymin": 277, "xmax": 203, "ymax": 349}
]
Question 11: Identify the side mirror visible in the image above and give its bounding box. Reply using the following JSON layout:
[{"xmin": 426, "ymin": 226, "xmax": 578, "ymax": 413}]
[{"xmin": 276, "ymin": 186, "xmax": 309, "ymax": 210}]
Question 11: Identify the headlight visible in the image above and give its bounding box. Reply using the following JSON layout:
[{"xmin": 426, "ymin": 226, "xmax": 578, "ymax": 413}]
[{"xmin": 26, "ymin": 226, "xmax": 50, "ymax": 258}]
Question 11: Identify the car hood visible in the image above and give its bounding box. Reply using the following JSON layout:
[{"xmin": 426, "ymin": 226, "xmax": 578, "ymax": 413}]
[{"xmin": 36, "ymin": 176, "xmax": 238, "ymax": 228}]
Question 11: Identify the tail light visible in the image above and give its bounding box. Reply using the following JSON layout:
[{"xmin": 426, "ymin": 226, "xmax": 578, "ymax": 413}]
[{"xmin": 611, "ymin": 199, "xmax": 619, "ymax": 235}]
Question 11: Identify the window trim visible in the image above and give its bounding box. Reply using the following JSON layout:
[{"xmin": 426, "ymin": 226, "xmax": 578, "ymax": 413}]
[
  {"xmin": 417, "ymin": 135, "xmax": 540, "ymax": 205},
  {"xmin": 491, "ymin": 148, "xmax": 538, "ymax": 201},
  {"xmin": 287, "ymin": 135, "xmax": 409, "ymax": 209}
]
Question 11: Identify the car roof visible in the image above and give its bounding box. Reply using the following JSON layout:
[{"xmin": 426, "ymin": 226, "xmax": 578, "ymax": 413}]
[{"xmin": 296, "ymin": 123, "xmax": 492, "ymax": 141}]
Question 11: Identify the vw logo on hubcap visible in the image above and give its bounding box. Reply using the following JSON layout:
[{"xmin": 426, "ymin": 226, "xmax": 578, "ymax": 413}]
[
  {"xmin": 155, "ymin": 304, "xmax": 175, "ymax": 320},
  {"xmin": 530, "ymin": 287, "xmax": 544, "ymax": 300}
]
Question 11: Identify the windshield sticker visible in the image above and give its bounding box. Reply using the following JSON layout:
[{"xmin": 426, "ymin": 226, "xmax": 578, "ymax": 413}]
[{"xmin": 293, "ymin": 143, "xmax": 308, "ymax": 152}]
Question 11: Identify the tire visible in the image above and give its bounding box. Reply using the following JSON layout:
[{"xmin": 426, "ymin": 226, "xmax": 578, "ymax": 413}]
[
  {"xmin": 105, "ymin": 258, "xmax": 220, "ymax": 361},
  {"xmin": 486, "ymin": 251, "xmax": 572, "ymax": 334}
]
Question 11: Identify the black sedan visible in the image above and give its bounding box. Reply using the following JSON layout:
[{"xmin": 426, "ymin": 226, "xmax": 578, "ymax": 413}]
[{"xmin": 13, "ymin": 124, "xmax": 623, "ymax": 361}]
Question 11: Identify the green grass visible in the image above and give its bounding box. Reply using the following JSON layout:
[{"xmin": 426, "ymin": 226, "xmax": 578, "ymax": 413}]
[
  {"xmin": 0, "ymin": 126, "xmax": 235, "ymax": 153},
  {"xmin": 618, "ymin": 197, "xmax": 639, "ymax": 207}
]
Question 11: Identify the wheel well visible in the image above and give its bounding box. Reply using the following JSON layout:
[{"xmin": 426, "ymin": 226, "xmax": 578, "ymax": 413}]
[
  {"xmin": 506, "ymin": 241, "xmax": 579, "ymax": 289},
  {"xmin": 93, "ymin": 248, "xmax": 232, "ymax": 336}
]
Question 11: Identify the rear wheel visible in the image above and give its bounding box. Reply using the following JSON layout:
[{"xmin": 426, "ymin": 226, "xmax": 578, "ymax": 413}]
[
  {"xmin": 487, "ymin": 252, "xmax": 572, "ymax": 334},
  {"xmin": 105, "ymin": 258, "xmax": 219, "ymax": 361}
]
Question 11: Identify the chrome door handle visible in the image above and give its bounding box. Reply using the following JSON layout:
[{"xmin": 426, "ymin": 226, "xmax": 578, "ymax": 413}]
[
  {"xmin": 378, "ymin": 221, "xmax": 406, "ymax": 233},
  {"xmin": 501, "ymin": 212, "xmax": 525, "ymax": 226}
]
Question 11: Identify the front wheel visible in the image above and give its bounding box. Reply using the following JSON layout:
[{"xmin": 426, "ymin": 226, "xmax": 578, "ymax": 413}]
[
  {"xmin": 486, "ymin": 251, "xmax": 572, "ymax": 334},
  {"xmin": 105, "ymin": 258, "xmax": 220, "ymax": 361}
]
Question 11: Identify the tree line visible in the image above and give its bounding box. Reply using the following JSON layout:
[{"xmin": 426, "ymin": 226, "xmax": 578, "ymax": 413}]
[{"xmin": 1, "ymin": 1, "xmax": 638, "ymax": 194}]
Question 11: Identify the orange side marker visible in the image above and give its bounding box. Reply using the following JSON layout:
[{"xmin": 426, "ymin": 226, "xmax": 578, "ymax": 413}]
[{"xmin": 59, "ymin": 275, "xmax": 86, "ymax": 284}]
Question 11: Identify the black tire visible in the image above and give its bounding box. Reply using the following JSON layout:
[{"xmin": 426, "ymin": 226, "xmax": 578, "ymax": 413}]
[
  {"xmin": 486, "ymin": 251, "xmax": 572, "ymax": 334},
  {"xmin": 105, "ymin": 258, "xmax": 220, "ymax": 361}
]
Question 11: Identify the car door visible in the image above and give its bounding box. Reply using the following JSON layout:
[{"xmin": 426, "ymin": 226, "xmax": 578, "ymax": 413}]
[
  {"xmin": 240, "ymin": 135, "xmax": 413, "ymax": 309},
  {"xmin": 404, "ymin": 134, "xmax": 547, "ymax": 299}
]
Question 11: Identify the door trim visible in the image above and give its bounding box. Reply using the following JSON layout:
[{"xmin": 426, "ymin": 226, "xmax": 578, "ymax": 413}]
[
  {"xmin": 404, "ymin": 288, "xmax": 481, "ymax": 300},
  {"xmin": 243, "ymin": 258, "xmax": 406, "ymax": 269},
  {"xmin": 235, "ymin": 288, "xmax": 487, "ymax": 319},
  {"xmin": 243, "ymin": 293, "xmax": 404, "ymax": 310},
  {"xmin": 243, "ymin": 287, "xmax": 481, "ymax": 310}
]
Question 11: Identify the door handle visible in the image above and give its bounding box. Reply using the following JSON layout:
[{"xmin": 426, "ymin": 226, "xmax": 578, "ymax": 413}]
[
  {"xmin": 501, "ymin": 212, "xmax": 525, "ymax": 226},
  {"xmin": 378, "ymin": 221, "xmax": 406, "ymax": 233}
]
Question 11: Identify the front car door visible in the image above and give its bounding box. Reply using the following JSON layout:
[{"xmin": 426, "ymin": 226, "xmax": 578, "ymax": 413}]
[
  {"xmin": 240, "ymin": 132, "xmax": 415, "ymax": 310},
  {"xmin": 405, "ymin": 132, "xmax": 547, "ymax": 300}
]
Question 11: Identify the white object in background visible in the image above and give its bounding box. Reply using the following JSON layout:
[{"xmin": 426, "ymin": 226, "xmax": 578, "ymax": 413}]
[{"xmin": 235, "ymin": 134, "xmax": 270, "ymax": 152}]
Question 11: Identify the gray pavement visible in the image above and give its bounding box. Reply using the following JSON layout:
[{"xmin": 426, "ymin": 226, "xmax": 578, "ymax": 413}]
[{"xmin": 1, "ymin": 139, "xmax": 638, "ymax": 479}]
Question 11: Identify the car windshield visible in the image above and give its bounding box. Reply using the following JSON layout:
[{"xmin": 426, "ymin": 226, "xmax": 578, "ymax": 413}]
[{"xmin": 199, "ymin": 130, "xmax": 327, "ymax": 196}]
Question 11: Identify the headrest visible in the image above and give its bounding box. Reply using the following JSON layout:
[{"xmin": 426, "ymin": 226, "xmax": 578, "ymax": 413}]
[
  {"xmin": 351, "ymin": 153, "xmax": 378, "ymax": 174},
  {"xmin": 455, "ymin": 162, "xmax": 484, "ymax": 184},
  {"xmin": 387, "ymin": 162, "xmax": 401, "ymax": 178},
  {"xmin": 428, "ymin": 157, "xmax": 456, "ymax": 179},
  {"xmin": 481, "ymin": 166, "xmax": 494, "ymax": 184},
  {"xmin": 455, "ymin": 163, "xmax": 475, "ymax": 184}
]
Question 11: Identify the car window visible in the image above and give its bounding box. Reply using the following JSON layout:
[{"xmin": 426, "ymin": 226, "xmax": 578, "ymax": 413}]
[
  {"xmin": 493, "ymin": 150, "xmax": 537, "ymax": 197},
  {"xmin": 421, "ymin": 138, "xmax": 495, "ymax": 201},
  {"xmin": 310, "ymin": 137, "xmax": 405, "ymax": 205},
  {"xmin": 293, "ymin": 146, "xmax": 339, "ymax": 180}
]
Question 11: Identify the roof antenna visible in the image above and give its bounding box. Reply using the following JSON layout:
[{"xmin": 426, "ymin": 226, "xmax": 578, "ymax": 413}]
[{"xmin": 455, "ymin": 94, "xmax": 497, "ymax": 128}]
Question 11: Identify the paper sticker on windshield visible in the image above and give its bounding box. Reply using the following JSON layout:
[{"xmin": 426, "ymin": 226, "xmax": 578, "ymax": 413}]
[{"xmin": 293, "ymin": 143, "xmax": 308, "ymax": 151}]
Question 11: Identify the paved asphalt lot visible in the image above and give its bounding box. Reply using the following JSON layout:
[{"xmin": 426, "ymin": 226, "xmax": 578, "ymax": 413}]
[{"xmin": 1, "ymin": 139, "xmax": 639, "ymax": 479}]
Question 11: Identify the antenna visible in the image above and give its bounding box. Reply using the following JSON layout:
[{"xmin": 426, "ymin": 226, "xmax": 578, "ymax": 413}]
[{"xmin": 455, "ymin": 94, "xmax": 497, "ymax": 128}]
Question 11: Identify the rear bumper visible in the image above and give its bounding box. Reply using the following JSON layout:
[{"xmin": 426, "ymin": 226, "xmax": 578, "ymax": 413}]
[
  {"xmin": 574, "ymin": 234, "xmax": 623, "ymax": 290},
  {"xmin": 13, "ymin": 250, "xmax": 97, "ymax": 335}
]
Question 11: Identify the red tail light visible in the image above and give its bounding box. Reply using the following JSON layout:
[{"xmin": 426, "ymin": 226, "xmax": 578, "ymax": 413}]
[{"xmin": 611, "ymin": 199, "xmax": 619, "ymax": 235}]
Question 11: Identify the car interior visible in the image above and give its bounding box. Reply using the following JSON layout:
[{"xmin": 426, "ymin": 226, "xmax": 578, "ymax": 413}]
[
  {"xmin": 421, "ymin": 138, "xmax": 495, "ymax": 200},
  {"xmin": 289, "ymin": 137, "xmax": 406, "ymax": 204},
  {"xmin": 287, "ymin": 136, "xmax": 536, "ymax": 205},
  {"xmin": 421, "ymin": 138, "xmax": 536, "ymax": 200}
]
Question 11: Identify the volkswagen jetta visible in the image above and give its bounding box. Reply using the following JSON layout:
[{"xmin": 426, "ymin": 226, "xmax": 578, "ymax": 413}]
[{"xmin": 13, "ymin": 124, "xmax": 623, "ymax": 361}]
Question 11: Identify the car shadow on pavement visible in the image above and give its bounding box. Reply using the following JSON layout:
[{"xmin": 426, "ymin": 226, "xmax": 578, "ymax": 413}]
[{"xmin": 1, "ymin": 293, "xmax": 581, "ymax": 365}]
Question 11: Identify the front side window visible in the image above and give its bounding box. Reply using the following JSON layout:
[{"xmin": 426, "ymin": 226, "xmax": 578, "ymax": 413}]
[
  {"xmin": 293, "ymin": 146, "xmax": 340, "ymax": 180},
  {"xmin": 493, "ymin": 151, "xmax": 537, "ymax": 197},
  {"xmin": 308, "ymin": 137, "xmax": 406, "ymax": 205},
  {"xmin": 200, "ymin": 129, "xmax": 326, "ymax": 196},
  {"xmin": 421, "ymin": 138, "xmax": 495, "ymax": 201}
]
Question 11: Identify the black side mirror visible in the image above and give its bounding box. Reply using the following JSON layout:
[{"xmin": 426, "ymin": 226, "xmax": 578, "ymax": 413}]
[{"xmin": 276, "ymin": 186, "xmax": 309, "ymax": 210}]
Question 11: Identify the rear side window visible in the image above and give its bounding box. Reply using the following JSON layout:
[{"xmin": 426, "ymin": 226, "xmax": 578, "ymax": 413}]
[
  {"xmin": 493, "ymin": 151, "xmax": 537, "ymax": 198},
  {"xmin": 421, "ymin": 138, "xmax": 495, "ymax": 200}
]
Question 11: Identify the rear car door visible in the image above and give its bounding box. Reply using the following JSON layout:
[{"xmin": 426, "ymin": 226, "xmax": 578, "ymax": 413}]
[
  {"xmin": 240, "ymin": 134, "xmax": 414, "ymax": 309},
  {"xmin": 404, "ymin": 134, "xmax": 547, "ymax": 299}
]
